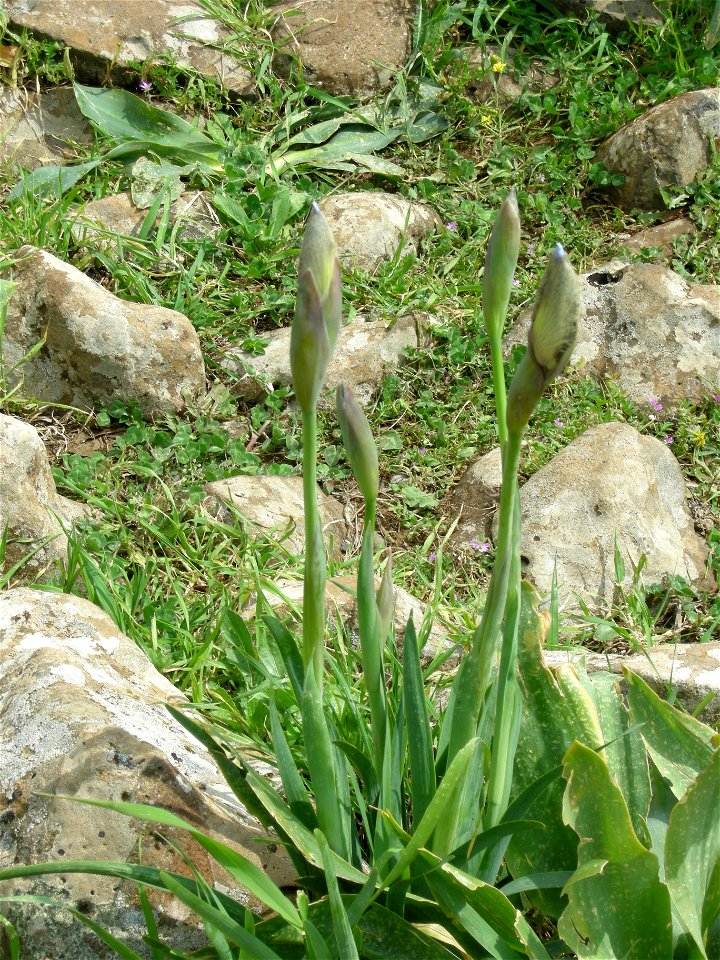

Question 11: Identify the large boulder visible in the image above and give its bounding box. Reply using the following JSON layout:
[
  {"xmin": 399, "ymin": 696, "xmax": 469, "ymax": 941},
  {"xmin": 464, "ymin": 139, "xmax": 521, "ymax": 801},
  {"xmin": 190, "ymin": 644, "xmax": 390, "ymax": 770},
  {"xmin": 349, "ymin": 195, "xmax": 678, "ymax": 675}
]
[
  {"xmin": 222, "ymin": 313, "xmax": 420, "ymax": 405},
  {"xmin": 595, "ymin": 89, "xmax": 720, "ymax": 211},
  {"xmin": 2, "ymin": 246, "xmax": 206, "ymax": 416},
  {"xmin": 505, "ymin": 260, "xmax": 720, "ymax": 407},
  {"xmin": 0, "ymin": 589, "xmax": 294, "ymax": 959},
  {"xmin": 441, "ymin": 447, "xmax": 503, "ymax": 547},
  {"xmin": 0, "ymin": 87, "xmax": 92, "ymax": 171},
  {"xmin": 271, "ymin": 0, "xmax": 414, "ymax": 98},
  {"xmin": 72, "ymin": 191, "xmax": 219, "ymax": 247},
  {"xmin": 512, "ymin": 422, "xmax": 712, "ymax": 611},
  {"xmin": 0, "ymin": 414, "xmax": 86, "ymax": 583},
  {"xmin": 4, "ymin": 0, "xmax": 253, "ymax": 96},
  {"xmin": 320, "ymin": 193, "xmax": 440, "ymax": 273}
]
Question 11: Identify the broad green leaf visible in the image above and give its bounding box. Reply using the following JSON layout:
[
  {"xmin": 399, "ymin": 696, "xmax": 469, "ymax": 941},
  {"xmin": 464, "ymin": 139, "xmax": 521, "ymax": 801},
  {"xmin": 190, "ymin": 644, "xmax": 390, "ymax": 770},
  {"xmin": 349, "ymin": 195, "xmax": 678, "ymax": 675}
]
[
  {"xmin": 0, "ymin": 912, "xmax": 20, "ymax": 960},
  {"xmin": 8, "ymin": 160, "xmax": 100, "ymax": 201},
  {"xmin": 342, "ymin": 153, "xmax": 406, "ymax": 177},
  {"xmin": 264, "ymin": 615, "xmax": 305, "ymax": 703},
  {"xmin": 665, "ymin": 747, "xmax": 720, "ymax": 957},
  {"xmin": 40, "ymin": 795, "xmax": 301, "ymax": 929},
  {"xmin": 271, "ymin": 127, "xmax": 400, "ymax": 174},
  {"xmin": 73, "ymin": 84, "xmax": 223, "ymax": 168},
  {"xmin": 625, "ymin": 667, "xmax": 715, "ymax": 799},
  {"xmin": 558, "ymin": 741, "xmax": 673, "ymax": 959},
  {"xmin": 159, "ymin": 871, "xmax": 281, "ymax": 958},
  {"xmin": 269, "ymin": 695, "xmax": 316, "ymax": 830},
  {"xmin": 316, "ymin": 830, "xmax": 360, "ymax": 960}
]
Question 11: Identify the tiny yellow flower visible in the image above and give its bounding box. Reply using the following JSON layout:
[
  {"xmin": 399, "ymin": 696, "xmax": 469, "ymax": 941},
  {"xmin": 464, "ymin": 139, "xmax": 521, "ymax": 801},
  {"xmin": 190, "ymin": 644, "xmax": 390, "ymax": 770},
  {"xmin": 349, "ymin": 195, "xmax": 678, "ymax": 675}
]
[
  {"xmin": 481, "ymin": 114, "xmax": 492, "ymax": 126},
  {"xmin": 694, "ymin": 428, "xmax": 706, "ymax": 446},
  {"xmin": 492, "ymin": 60, "xmax": 507, "ymax": 74}
]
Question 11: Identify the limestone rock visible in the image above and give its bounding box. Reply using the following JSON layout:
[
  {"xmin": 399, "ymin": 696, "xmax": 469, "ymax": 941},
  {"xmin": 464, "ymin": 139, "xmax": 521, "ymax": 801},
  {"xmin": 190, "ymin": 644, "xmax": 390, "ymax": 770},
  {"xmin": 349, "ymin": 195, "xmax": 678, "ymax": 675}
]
[
  {"xmin": 596, "ymin": 89, "xmax": 720, "ymax": 212},
  {"xmin": 320, "ymin": 193, "xmax": 440, "ymax": 273},
  {"xmin": 505, "ymin": 260, "xmax": 720, "ymax": 406},
  {"xmin": 463, "ymin": 45, "xmax": 556, "ymax": 107},
  {"xmin": 545, "ymin": 641, "xmax": 720, "ymax": 726},
  {"xmin": 271, "ymin": 0, "xmax": 414, "ymax": 98},
  {"xmin": 0, "ymin": 414, "xmax": 86, "ymax": 583},
  {"xmin": 253, "ymin": 574, "xmax": 460, "ymax": 668},
  {"xmin": 222, "ymin": 313, "xmax": 419, "ymax": 405},
  {"xmin": 441, "ymin": 447, "xmax": 502, "ymax": 546},
  {"xmin": 548, "ymin": 0, "xmax": 662, "ymax": 31},
  {"xmin": 513, "ymin": 422, "xmax": 712, "ymax": 611},
  {"xmin": 72, "ymin": 191, "xmax": 219, "ymax": 246},
  {"xmin": 0, "ymin": 588, "xmax": 294, "ymax": 959},
  {"xmin": 203, "ymin": 474, "xmax": 348, "ymax": 558},
  {"xmin": 622, "ymin": 217, "xmax": 697, "ymax": 259},
  {"xmin": 4, "ymin": 0, "xmax": 254, "ymax": 97},
  {"xmin": 2, "ymin": 246, "xmax": 206, "ymax": 416},
  {"xmin": 0, "ymin": 87, "xmax": 92, "ymax": 171}
]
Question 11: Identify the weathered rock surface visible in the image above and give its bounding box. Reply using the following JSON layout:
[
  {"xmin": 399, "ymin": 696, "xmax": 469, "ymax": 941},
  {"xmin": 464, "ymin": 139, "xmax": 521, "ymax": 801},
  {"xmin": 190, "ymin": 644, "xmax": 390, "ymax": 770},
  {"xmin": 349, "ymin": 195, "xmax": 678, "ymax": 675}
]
[
  {"xmin": 505, "ymin": 260, "xmax": 720, "ymax": 406},
  {"xmin": 4, "ymin": 0, "xmax": 254, "ymax": 96},
  {"xmin": 622, "ymin": 216, "xmax": 697, "ymax": 259},
  {"xmin": 2, "ymin": 246, "xmax": 206, "ymax": 416},
  {"xmin": 222, "ymin": 313, "xmax": 420, "ymax": 405},
  {"xmin": 0, "ymin": 588, "xmax": 294, "ymax": 959},
  {"xmin": 72, "ymin": 191, "xmax": 219, "ymax": 246},
  {"xmin": 0, "ymin": 87, "xmax": 92, "ymax": 171},
  {"xmin": 271, "ymin": 0, "xmax": 414, "ymax": 98},
  {"xmin": 253, "ymin": 574, "xmax": 460, "ymax": 668},
  {"xmin": 441, "ymin": 446, "xmax": 502, "ymax": 546},
  {"xmin": 320, "ymin": 193, "xmax": 440, "ymax": 273},
  {"xmin": 548, "ymin": 0, "xmax": 662, "ymax": 31},
  {"xmin": 545, "ymin": 641, "xmax": 720, "ymax": 726},
  {"xmin": 463, "ymin": 45, "xmax": 556, "ymax": 107},
  {"xmin": 204, "ymin": 474, "xmax": 348, "ymax": 558},
  {"xmin": 596, "ymin": 89, "xmax": 720, "ymax": 212},
  {"xmin": 513, "ymin": 422, "xmax": 712, "ymax": 611},
  {"xmin": 0, "ymin": 414, "xmax": 86, "ymax": 583}
]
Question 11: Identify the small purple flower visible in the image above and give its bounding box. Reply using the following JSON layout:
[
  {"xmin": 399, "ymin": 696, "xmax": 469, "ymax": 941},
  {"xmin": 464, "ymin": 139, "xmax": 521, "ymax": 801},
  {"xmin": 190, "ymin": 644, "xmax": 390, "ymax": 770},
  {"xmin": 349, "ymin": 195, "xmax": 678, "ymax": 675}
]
[
  {"xmin": 139, "ymin": 79, "xmax": 153, "ymax": 93},
  {"xmin": 429, "ymin": 551, "xmax": 436, "ymax": 563},
  {"xmin": 418, "ymin": 447, "xmax": 427, "ymax": 455},
  {"xmin": 527, "ymin": 243, "xmax": 536, "ymax": 256},
  {"xmin": 537, "ymin": 173, "xmax": 546, "ymax": 183},
  {"xmin": 646, "ymin": 397, "xmax": 663, "ymax": 413},
  {"xmin": 664, "ymin": 435, "xmax": 674, "ymax": 444},
  {"xmin": 712, "ymin": 393, "xmax": 720, "ymax": 403},
  {"xmin": 512, "ymin": 278, "xmax": 521, "ymax": 287},
  {"xmin": 554, "ymin": 418, "xmax": 564, "ymax": 427},
  {"xmin": 445, "ymin": 221, "xmax": 458, "ymax": 232},
  {"xmin": 468, "ymin": 536, "xmax": 490, "ymax": 553}
]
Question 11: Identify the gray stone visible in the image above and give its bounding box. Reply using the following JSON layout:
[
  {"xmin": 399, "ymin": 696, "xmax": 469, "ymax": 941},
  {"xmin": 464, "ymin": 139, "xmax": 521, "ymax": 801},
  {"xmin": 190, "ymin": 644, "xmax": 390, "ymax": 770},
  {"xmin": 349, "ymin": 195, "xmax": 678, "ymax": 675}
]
[
  {"xmin": 441, "ymin": 446, "xmax": 503, "ymax": 547},
  {"xmin": 0, "ymin": 414, "xmax": 86, "ymax": 583},
  {"xmin": 0, "ymin": 87, "xmax": 92, "ymax": 171},
  {"xmin": 545, "ymin": 641, "xmax": 720, "ymax": 726},
  {"xmin": 505, "ymin": 260, "xmax": 720, "ymax": 407},
  {"xmin": 71, "ymin": 191, "xmax": 220, "ymax": 246},
  {"xmin": 596, "ymin": 89, "xmax": 720, "ymax": 212},
  {"xmin": 222, "ymin": 313, "xmax": 420, "ymax": 405},
  {"xmin": 0, "ymin": 588, "xmax": 294, "ymax": 959},
  {"xmin": 548, "ymin": 0, "xmax": 662, "ymax": 31},
  {"xmin": 621, "ymin": 217, "xmax": 697, "ymax": 259},
  {"xmin": 203, "ymin": 474, "xmax": 348, "ymax": 558},
  {"xmin": 4, "ymin": 0, "xmax": 254, "ymax": 97},
  {"xmin": 512, "ymin": 421, "xmax": 713, "ymax": 612},
  {"xmin": 271, "ymin": 0, "xmax": 414, "ymax": 98},
  {"xmin": 463, "ymin": 45, "xmax": 556, "ymax": 107},
  {"xmin": 320, "ymin": 192, "xmax": 440, "ymax": 273},
  {"xmin": 2, "ymin": 246, "xmax": 206, "ymax": 416}
]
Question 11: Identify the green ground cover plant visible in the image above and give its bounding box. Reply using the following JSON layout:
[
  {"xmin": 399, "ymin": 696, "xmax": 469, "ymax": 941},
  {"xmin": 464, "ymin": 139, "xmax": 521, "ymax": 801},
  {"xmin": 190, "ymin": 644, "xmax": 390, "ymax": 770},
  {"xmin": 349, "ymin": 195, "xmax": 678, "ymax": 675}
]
[{"xmin": 0, "ymin": 0, "xmax": 719, "ymax": 956}]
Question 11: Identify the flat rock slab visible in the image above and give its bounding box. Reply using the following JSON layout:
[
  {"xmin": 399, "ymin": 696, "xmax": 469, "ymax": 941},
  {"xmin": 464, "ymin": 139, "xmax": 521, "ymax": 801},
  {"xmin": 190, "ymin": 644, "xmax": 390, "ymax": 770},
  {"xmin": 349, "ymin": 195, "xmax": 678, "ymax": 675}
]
[
  {"xmin": 0, "ymin": 588, "xmax": 294, "ymax": 959},
  {"xmin": 548, "ymin": 0, "xmax": 662, "ymax": 31},
  {"xmin": 0, "ymin": 86, "xmax": 92, "ymax": 171},
  {"xmin": 252, "ymin": 574, "xmax": 460, "ymax": 668},
  {"xmin": 271, "ymin": 0, "xmax": 414, "ymax": 98},
  {"xmin": 506, "ymin": 260, "xmax": 720, "ymax": 407},
  {"xmin": 622, "ymin": 217, "xmax": 697, "ymax": 259},
  {"xmin": 72, "ymin": 191, "xmax": 220, "ymax": 246},
  {"xmin": 441, "ymin": 446, "xmax": 502, "ymax": 547},
  {"xmin": 2, "ymin": 246, "xmax": 206, "ymax": 416},
  {"xmin": 0, "ymin": 414, "xmax": 86, "ymax": 583},
  {"xmin": 545, "ymin": 641, "xmax": 720, "ymax": 726},
  {"xmin": 222, "ymin": 313, "xmax": 419, "ymax": 405},
  {"xmin": 462, "ymin": 44, "xmax": 556, "ymax": 107},
  {"xmin": 4, "ymin": 0, "xmax": 253, "ymax": 96},
  {"xmin": 596, "ymin": 88, "xmax": 720, "ymax": 212},
  {"xmin": 320, "ymin": 192, "xmax": 440, "ymax": 273},
  {"xmin": 513, "ymin": 421, "xmax": 712, "ymax": 612},
  {"xmin": 203, "ymin": 474, "xmax": 348, "ymax": 558}
]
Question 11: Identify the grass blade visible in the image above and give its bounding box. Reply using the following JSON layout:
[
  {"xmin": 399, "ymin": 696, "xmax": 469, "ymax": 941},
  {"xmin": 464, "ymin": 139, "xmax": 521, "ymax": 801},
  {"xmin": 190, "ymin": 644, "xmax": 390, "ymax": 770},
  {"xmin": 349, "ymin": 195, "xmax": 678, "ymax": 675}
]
[{"xmin": 403, "ymin": 616, "xmax": 436, "ymax": 824}]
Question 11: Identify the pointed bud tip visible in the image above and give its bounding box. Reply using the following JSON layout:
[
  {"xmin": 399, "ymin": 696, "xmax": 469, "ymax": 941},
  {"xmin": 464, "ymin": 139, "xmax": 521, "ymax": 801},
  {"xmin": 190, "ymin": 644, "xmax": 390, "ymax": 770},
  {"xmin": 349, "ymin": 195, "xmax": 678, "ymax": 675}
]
[
  {"xmin": 552, "ymin": 242, "xmax": 566, "ymax": 259},
  {"xmin": 310, "ymin": 200, "xmax": 321, "ymax": 215}
]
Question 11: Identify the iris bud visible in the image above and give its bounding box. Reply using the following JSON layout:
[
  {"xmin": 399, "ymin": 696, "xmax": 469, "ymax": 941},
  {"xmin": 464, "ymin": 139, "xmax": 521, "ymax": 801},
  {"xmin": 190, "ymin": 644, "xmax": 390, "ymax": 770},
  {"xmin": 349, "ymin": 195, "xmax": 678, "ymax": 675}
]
[
  {"xmin": 336, "ymin": 384, "xmax": 379, "ymax": 505},
  {"xmin": 482, "ymin": 190, "xmax": 521, "ymax": 342}
]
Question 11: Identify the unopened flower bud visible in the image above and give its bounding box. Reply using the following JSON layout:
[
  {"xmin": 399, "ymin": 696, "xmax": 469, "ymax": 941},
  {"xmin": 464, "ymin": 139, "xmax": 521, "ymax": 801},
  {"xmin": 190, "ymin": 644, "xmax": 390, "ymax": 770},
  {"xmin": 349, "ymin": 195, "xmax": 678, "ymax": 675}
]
[
  {"xmin": 482, "ymin": 190, "xmax": 521, "ymax": 342},
  {"xmin": 376, "ymin": 553, "xmax": 395, "ymax": 643},
  {"xmin": 298, "ymin": 202, "xmax": 341, "ymax": 352},
  {"xmin": 506, "ymin": 244, "xmax": 580, "ymax": 433},
  {"xmin": 336, "ymin": 384, "xmax": 379, "ymax": 505}
]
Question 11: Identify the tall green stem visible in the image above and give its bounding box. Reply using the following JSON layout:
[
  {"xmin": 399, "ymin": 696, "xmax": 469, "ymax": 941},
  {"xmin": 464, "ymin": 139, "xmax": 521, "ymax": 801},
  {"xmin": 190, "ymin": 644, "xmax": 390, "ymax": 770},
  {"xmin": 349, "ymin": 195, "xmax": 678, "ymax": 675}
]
[{"xmin": 356, "ymin": 500, "xmax": 386, "ymax": 767}]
